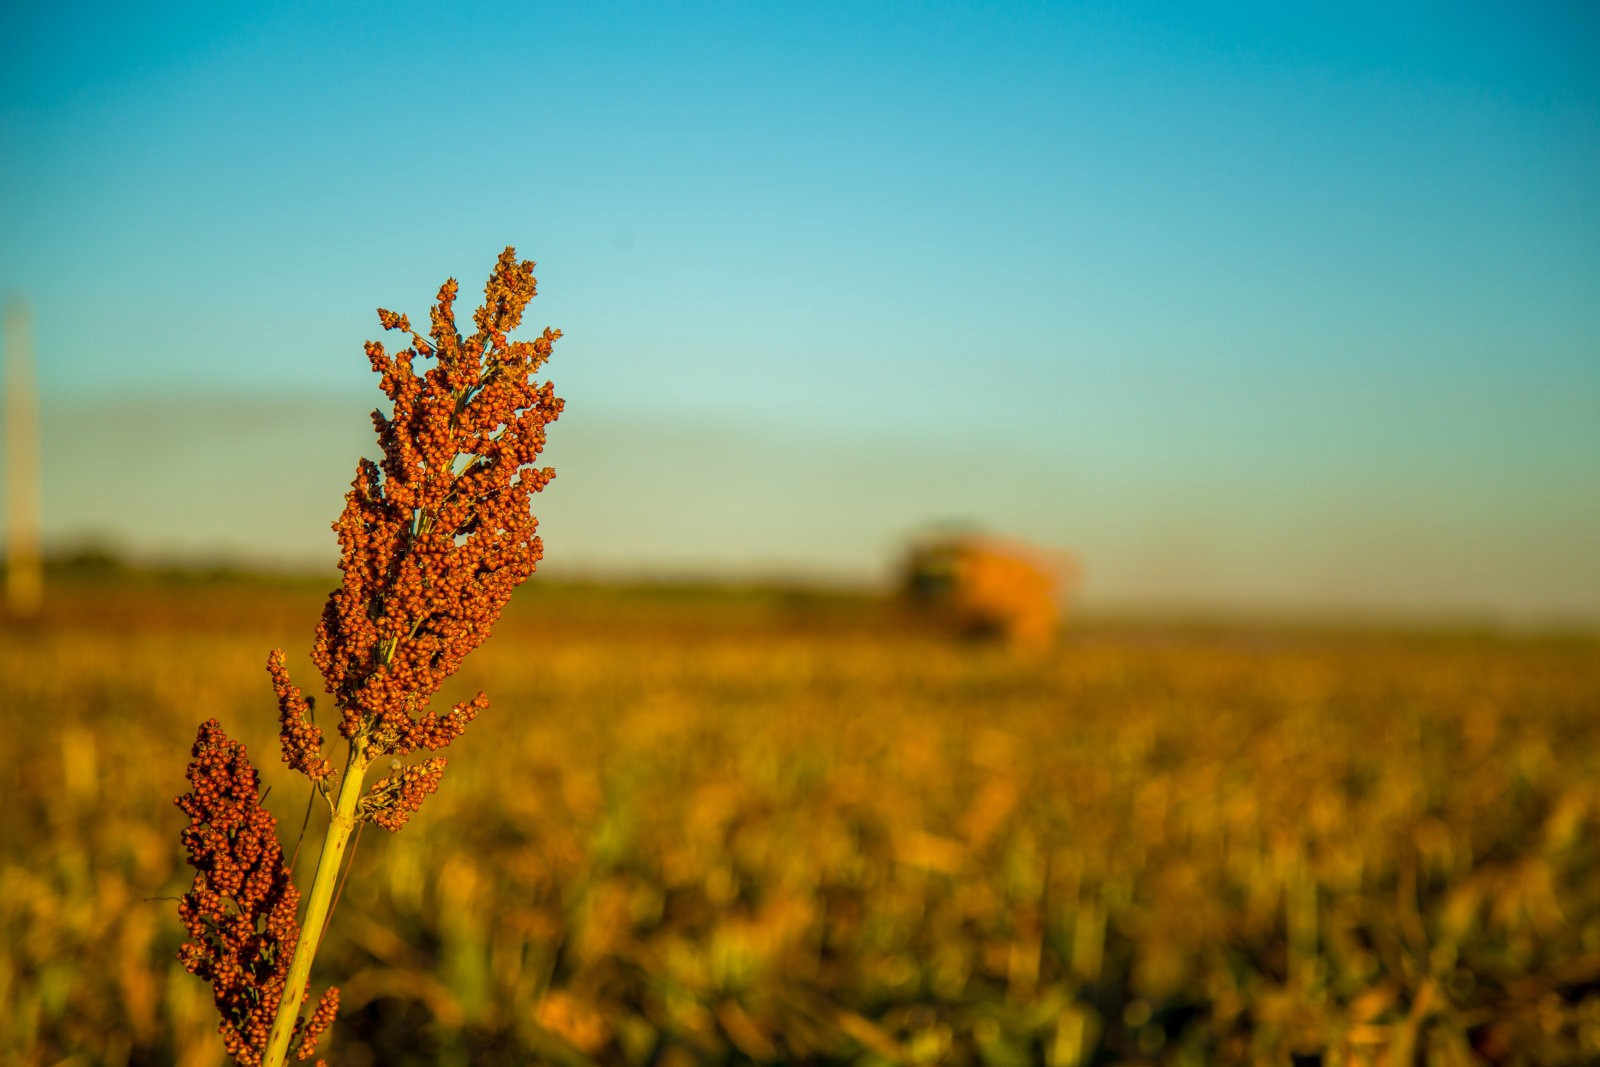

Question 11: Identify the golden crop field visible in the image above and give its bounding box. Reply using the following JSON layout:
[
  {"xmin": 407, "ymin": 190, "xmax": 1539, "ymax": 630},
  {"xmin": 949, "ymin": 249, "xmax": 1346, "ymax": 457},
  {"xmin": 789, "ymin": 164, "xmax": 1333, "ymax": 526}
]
[{"xmin": 2, "ymin": 574, "xmax": 1597, "ymax": 1066}]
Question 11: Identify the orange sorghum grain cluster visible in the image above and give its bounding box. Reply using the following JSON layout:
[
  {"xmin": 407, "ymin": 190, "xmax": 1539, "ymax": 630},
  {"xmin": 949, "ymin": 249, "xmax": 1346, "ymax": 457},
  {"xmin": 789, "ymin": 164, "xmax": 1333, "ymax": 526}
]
[
  {"xmin": 267, "ymin": 247, "xmax": 562, "ymax": 826},
  {"xmin": 357, "ymin": 757, "xmax": 447, "ymax": 831},
  {"xmin": 174, "ymin": 720, "xmax": 337, "ymax": 1065},
  {"xmin": 267, "ymin": 649, "xmax": 332, "ymax": 783},
  {"xmin": 298, "ymin": 989, "xmax": 339, "ymax": 1063}
]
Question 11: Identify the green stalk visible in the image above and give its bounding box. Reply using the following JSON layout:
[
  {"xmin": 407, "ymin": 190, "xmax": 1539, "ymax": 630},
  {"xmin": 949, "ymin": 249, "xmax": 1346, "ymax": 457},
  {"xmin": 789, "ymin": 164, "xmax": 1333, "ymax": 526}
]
[{"xmin": 262, "ymin": 739, "xmax": 371, "ymax": 1067}]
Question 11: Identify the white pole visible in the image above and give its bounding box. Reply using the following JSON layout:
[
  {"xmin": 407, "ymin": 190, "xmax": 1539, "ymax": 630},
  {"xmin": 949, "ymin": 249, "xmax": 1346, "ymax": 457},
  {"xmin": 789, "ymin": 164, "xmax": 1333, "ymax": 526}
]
[{"xmin": 4, "ymin": 299, "xmax": 42, "ymax": 617}]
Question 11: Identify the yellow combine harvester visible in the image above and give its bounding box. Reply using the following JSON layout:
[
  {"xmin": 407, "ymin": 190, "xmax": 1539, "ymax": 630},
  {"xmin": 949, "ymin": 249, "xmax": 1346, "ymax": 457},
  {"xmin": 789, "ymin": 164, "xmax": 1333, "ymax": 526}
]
[{"xmin": 900, "ymin": 533, "xmax": 1076, "ymax": 648}]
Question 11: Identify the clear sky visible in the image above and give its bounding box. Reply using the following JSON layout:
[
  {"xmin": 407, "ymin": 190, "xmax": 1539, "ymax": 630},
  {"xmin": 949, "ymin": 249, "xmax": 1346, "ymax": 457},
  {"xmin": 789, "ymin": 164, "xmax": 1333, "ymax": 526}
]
[{"xmin": 3, "ymin": 2, "xmax": 1598, "ymax": 618}]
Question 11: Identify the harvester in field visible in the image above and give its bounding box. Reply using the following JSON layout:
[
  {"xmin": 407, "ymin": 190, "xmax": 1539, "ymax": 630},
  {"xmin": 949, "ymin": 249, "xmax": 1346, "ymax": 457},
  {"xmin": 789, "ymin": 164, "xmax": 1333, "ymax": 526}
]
[{"xmin": 899, "ymin": 531, "xmax": 1076, "ymax": 648}]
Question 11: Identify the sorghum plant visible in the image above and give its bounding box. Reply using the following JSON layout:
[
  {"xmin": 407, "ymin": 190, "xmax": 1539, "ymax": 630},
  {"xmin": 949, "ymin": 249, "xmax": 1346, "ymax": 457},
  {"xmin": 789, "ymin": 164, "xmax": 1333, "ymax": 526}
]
[{"xmin": 174, "ymin": 248, "xmax": 563, "ymax": 1067}]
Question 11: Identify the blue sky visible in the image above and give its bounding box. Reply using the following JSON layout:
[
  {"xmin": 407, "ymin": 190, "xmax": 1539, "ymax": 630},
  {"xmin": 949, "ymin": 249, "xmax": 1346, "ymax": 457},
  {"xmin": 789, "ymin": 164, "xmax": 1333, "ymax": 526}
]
[{"xmin": 2, "ymin": 2, "xmax": 1597, "ymax": 616}]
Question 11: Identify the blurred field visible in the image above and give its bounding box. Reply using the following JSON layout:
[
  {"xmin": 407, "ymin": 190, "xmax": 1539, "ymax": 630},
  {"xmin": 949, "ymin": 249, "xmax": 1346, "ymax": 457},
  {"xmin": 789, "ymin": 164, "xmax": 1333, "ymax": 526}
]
[{"xmin": 2, "ymin": 573, "xmax": 1598, "ymax": 1066}]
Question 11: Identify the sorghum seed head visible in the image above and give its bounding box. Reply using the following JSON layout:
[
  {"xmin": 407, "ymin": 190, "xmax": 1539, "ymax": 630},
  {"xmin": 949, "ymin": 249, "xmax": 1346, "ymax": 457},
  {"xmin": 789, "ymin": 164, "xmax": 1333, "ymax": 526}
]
[
  {"xmin": 311, "ymin": 247, "xmax": 561, "ymax": 825},
  {"xmin": 174, "ymin": 720, "xmax": 336, "ymax": 1064}
]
